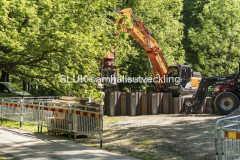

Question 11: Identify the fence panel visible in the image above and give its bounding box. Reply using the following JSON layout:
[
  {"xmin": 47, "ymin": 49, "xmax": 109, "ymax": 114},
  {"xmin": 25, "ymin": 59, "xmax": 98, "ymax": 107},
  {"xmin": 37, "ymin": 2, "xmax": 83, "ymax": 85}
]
[
  {"xmin": 215, "ymin": 115, "xmax": 240, "ymax": 160},
  {"xmin": 72, "ymin": 104, "xmax": 103, "ymax": 147},
  {"xmin": 39, "ymin": 103, "xmax": 70, "ymax": 133},
  {"xmin": 0, "ymin": 97, "xmax": 104, "ymax": 148},
  {"xmin": 0, "ymin": 98, "xmax": 22, "ymax": 122},
  {"xmin": 22, "ymin": 100, "xmax": 40, "ymax": 125}
]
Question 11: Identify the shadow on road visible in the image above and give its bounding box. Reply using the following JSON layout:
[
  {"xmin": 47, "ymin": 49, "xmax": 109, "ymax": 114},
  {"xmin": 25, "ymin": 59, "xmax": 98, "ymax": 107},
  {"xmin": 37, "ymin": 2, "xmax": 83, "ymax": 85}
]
[{"xmin": 0, "ymin": 127, "xmax": 135, "ymax": 160}]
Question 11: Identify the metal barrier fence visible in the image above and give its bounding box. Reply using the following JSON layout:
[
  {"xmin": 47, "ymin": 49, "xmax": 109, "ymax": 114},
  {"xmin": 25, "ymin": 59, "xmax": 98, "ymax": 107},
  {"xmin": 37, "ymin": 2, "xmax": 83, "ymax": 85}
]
[
  {"xmin": 104, "ymin": 92, "xmax": 214, "ymax": 116},
  {"xmin": 215, "ymin": 115, "xmax": 240, "ymax": 160},
  {"xmin": 0, "ymin": 97, "xmax": 104, "ymax": 148}
]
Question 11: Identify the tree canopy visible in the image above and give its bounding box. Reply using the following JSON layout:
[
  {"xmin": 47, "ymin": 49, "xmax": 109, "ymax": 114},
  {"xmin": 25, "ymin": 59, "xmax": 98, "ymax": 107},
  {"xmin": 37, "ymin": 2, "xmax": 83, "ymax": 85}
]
[
  {"xmin": 186, "ymin": 0, "xmax": 240, "ymax": 75},
  {"xmin": 1, "ymin": 0, "xmax": 239, "ymax": 95},
  {"xmin": 0, "ymin": 0, "xmax": 118, "ymax": 95}
]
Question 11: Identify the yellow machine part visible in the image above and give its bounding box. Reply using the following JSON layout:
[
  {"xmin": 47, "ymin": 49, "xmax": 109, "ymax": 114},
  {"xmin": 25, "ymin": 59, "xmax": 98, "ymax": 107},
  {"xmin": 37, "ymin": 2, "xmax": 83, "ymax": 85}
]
[{"xmin": 191, "ymin": 77, "xmax": 201, "ymax": 90}]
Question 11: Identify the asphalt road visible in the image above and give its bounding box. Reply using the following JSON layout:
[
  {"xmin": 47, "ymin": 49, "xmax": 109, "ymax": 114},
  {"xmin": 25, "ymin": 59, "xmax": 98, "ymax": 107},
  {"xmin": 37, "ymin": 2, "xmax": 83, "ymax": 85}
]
[{"xmin": 0, "ymin": 127, "xmax": 137, "ymax": 160}]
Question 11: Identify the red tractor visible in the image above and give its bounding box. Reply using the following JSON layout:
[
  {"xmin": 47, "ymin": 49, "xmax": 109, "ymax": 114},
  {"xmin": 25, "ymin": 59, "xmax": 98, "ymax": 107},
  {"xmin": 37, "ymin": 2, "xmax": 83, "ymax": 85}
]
[
  {"xmin": 212, "ymin": 77, "xmax": 240, "ymax": 114},
  {"xmin": 187, "ymin": 60, "xmax": 240, "ymax": 115}
]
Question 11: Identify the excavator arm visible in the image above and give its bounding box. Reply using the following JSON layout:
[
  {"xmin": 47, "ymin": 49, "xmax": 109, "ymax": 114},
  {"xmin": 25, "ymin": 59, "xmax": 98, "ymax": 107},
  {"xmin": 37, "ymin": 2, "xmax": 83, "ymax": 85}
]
[{"xmin": 115, "ymin": 8, "xmax": 169, "ymax": 91}]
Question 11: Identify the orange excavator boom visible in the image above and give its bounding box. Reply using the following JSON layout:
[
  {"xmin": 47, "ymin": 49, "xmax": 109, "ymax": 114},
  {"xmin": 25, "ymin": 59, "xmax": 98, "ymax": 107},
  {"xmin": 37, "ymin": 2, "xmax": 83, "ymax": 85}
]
[{"xmin": 116, "ymin": 8, "xmax": 169, "ymax": 91}]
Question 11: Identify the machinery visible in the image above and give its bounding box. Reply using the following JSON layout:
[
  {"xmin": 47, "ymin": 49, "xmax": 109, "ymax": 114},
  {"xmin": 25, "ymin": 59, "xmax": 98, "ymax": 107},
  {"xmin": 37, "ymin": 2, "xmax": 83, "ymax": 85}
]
[
  {"xmin": 100, "ymin": 52, "xmax": 117, "ymax": 91},
  {"xmin": 106, "ymin": 8, "xmax": 201, "ymax": 94},
  {"xmin": 100, "ymin": 8, "xmax": 239, "ymax": 115},
  {"xmin": 187, "ymin": 60, "xmax": 240, "ymax": 115}
]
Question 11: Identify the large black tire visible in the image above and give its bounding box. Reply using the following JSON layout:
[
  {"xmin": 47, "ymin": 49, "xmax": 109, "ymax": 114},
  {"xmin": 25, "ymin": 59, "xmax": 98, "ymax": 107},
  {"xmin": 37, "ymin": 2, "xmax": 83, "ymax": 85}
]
[{"xmin": 214, "ymin": 92, "xmax": 240, "ymax": 115}]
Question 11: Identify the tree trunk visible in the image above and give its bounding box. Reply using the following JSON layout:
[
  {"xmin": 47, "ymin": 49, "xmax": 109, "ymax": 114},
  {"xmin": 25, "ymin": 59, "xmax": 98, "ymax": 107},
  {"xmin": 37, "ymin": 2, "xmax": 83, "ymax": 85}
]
[
  {"xmin": 6, "ymin": 73, "xmax": 9, "ymax": 82},
  {"xmin": 23, "ymin": 79, "xmax": 27, "ymax": 91},
  {"xmin": 0, "ymin": 70, "xmax": 9, "ymax": 82}
]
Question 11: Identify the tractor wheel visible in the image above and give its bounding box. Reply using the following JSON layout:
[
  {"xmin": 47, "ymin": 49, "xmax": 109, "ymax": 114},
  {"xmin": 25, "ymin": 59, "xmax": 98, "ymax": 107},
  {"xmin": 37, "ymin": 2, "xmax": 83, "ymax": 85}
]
[{"xmin": 214, "ymin": 92, "xmax": 239, "ymax": 115}]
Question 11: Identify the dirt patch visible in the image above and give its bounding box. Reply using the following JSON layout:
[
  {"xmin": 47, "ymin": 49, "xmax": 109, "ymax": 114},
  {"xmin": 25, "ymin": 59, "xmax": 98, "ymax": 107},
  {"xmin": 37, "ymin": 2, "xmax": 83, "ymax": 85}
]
[{"xmin": 99, "ymin": 114, "xmax": 223, "ymax": 160}]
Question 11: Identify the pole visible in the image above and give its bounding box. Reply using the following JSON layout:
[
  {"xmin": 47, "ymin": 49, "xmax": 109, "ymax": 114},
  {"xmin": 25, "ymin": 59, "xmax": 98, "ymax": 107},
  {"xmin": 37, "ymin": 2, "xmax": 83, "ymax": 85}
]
[
  {"xmin": 20, "ymin": 98, "xmax": 23, "ymax": 128},
  {"xmin": 100, "ymin": 106, "xmax": 104, "ymax": 149},
  {"xmin": 0, "ymin": 99, "xmax": 3, "ymax": 124},
  {"xmin": 38, "ymin": 102, "xmax": 40, "ymax": 133},
  {"xmin": 68, "ymin": 104, "xmax": 72, "ymax": 140}
]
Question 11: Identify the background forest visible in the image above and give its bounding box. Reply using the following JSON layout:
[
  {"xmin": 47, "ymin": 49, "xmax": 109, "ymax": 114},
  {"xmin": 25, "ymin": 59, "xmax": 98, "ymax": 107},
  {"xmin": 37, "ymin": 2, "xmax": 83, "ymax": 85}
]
[{"xmin": 0, "ymin": 0, "xmax": 239, "ymax": 96}]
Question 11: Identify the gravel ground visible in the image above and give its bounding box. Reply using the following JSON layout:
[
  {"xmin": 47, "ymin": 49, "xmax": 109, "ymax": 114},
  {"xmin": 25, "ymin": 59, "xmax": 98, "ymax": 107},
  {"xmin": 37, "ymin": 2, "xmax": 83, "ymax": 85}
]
[
  {"xmin": 101, "ymin": 114, "xmax": 223, "ymax": 160},
  {"xmin": 225, "ymin": 107, "xmax": 240, "ymax": 117}
]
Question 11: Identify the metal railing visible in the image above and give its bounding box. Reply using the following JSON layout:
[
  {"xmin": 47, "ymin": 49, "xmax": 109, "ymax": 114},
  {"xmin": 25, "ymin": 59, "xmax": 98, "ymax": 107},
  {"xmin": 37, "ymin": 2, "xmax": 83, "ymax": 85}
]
[
  {"xmin": 215, "ymin": 115, "xmax": 240, "ymax": 160},
  {"xmin": 0, "ymin": 97, "xmax": 104, "ymax": 148}
]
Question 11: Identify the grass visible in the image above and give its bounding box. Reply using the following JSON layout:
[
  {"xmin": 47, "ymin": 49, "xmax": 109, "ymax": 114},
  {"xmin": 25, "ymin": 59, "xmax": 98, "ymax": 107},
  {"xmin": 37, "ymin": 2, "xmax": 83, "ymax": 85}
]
[
  {"xmin": 133, "ymin": 139, "xmax": 157, "ymax": 150},
  {"xmin": 125, "ymin": 152, "xmax": 161, "ymax": 160},
  {"xmin": 101, "ymin": 140, "xmax": 164, "ymax": 160},
  {"xmin": 103, "ymin": 116, "xmax": 125, "ymax": 125},
  {"xmin": 0, "ymin": 116, "xmax": 123, "ymax": 133},
  {"xmin": 0, "ymin": 119, "xmax": 47, "ymax": 133},
  {"xmin": 0, "ymin": 116, "xmax": 126, "ymax": 138},
  {"xmin": 0, "ymin": 156, "xmax": 12, "ymax": 160},
  {"xmin": 0, "ymin": 152, "xmax": 16, "ymax": 160}
]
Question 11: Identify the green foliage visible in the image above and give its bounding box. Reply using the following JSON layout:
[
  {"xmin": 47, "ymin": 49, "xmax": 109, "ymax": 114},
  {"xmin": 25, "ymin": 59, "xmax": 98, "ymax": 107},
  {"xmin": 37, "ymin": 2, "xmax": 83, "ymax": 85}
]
[
  {"xmin": 135, "ymin": 0, "xmax": 185, "ymax": 65},
  {"xmin": 0, "ymin": 0, "xmax": 118, "ymax": 95},
  {"xmin": 182, "ymin": 0, "xmax": 209, "ymax": 70},
  {"xmin": 2, "ymin": 0, "xmax": 238, "ymax": 94},
  {"xmin": 188, "ymin": 0, "xmax": 240, "ymax": 76}
]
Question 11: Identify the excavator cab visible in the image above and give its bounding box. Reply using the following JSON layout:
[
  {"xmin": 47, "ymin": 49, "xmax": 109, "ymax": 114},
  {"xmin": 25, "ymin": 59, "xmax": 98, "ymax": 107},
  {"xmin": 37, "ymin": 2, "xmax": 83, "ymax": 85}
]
[
  {"xmin": 179, "ymin": 65, "xmax": 192, "ymax": 89},
  {"xmin": 167, "ymin": 65, "xmax": 192, "ymax": 92}
]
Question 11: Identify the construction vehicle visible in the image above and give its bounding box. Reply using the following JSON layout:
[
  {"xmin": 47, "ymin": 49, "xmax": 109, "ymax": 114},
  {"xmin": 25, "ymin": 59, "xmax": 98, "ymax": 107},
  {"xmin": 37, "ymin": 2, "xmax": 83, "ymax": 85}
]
[
  {"xmin": 103, "ymin": 8, "xmax": 201, "ymax": 94},
  {"xmin": 100, "ymin": 52, "xmax": 117, "ymax": 91},
  {"xmin": 187, "ymin": 60, "xmax": 240, "ymax": 115}
]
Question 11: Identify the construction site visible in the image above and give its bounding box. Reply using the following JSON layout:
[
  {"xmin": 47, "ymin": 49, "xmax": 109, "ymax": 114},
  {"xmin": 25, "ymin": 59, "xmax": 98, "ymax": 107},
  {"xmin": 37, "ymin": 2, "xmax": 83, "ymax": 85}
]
[{"xmin": 0, "ymin": 1, "xmax": 240, "ymax": 160}]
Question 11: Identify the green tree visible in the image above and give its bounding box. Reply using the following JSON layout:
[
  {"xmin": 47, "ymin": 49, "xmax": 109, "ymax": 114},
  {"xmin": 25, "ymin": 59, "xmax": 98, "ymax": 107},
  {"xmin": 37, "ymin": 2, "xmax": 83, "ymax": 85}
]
[
  {"xmin": 181, "ymin": 0, "xmax": 209, "ymax": 70},
  {"xmin": 0, "ymin": 0, "xmax": 118, "ymax": 95},
  {"xmin": 188, "ymin": 0, "xmax": 240, "ymax": 76},
  {"xmin": 0, "ymin": 0, "xmax": 187, "ymax": 94}
]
